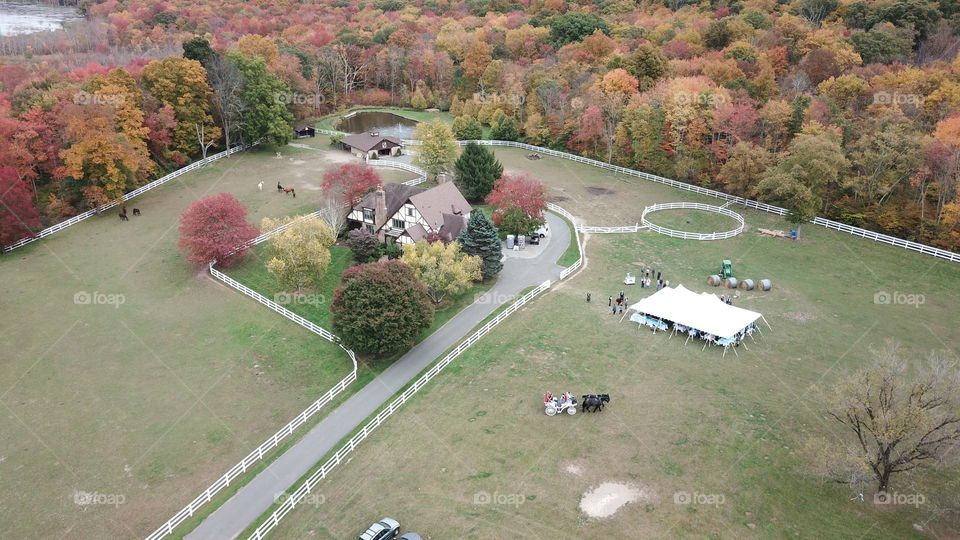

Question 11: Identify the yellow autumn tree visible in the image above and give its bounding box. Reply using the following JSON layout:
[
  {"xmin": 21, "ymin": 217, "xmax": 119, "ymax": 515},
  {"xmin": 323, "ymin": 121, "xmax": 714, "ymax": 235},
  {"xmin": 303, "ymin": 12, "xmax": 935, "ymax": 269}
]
[
  {"xmin": 261, "ymin": 215, "xmax": 335, "ymax": 290},
  {"xmin": 400, "ymin": 240, "xmax": 481, "ymax": 303}
]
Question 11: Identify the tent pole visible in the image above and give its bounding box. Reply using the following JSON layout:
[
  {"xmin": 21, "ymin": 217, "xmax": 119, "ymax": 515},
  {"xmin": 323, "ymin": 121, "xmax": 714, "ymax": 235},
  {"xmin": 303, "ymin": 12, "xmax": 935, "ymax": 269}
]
[{"xmin": 762, "ymin": 315, "xmax": 772, "ymax": 330}]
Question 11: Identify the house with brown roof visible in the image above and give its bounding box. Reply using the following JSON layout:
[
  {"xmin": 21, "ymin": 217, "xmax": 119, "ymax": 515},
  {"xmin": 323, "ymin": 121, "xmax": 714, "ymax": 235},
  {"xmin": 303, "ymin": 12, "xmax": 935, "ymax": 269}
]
[
  {"xmin": 339, "ymin": 131, "xmax": 403, "ymax": 159},
  {"xmin": 347, "ymin": 179, "xmax": 471, "ymax": 245}
]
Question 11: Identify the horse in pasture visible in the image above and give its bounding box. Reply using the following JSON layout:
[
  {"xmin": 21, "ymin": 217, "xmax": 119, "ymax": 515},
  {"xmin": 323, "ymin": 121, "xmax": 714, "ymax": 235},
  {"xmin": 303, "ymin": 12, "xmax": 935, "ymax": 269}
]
[{"xmin": 581, "ymin": 394, "xmax": 610, "ymax": 412}]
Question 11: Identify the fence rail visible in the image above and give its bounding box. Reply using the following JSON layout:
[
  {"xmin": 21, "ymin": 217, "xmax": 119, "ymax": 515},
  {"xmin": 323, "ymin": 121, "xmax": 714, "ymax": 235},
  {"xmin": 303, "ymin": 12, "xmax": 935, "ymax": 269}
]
[
  {"xmin": 422, "ymin": 140, "xmax": 960, "ymax": 263},
  {"xmin": 640, "ymin": 202, "xmax": 745, "ymax": 241},
  {"xmin": 368, "ymin": 159, "xmax": 427, "ymax": 186},
  {"xmin": 145, "ymin": 225, "xmax": 356, "ymax": 540},
  {"xmin": 248, "ymin": 280, "xmax": 552, "ymax": 540},
  {"xmin": 546, "ymin": 203, "xmax": 583, "ymax": 280},
  {"xmin": 5, "ymin": 144, "xmax": 251, "ymax": 253}
]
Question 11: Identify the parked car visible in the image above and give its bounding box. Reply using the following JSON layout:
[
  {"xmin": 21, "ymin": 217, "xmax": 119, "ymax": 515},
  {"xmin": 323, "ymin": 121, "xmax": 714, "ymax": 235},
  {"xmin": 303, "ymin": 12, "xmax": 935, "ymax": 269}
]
[
  {"xmin": 528, "ymin": 223, "xmax": 549, "ymax": 244},
  {"xmin": 399, "ymin": 534, "xmax": 423, "ymax": 540},
  {"xmin": 359, "ymin": 518, "xmax": 400, "ymax": 540}
]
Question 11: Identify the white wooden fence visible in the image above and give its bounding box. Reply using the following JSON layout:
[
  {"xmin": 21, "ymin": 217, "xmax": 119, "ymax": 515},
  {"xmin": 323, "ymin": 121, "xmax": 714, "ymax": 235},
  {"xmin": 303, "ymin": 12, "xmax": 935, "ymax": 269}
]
[
  {"xmin": 640, "ymin": 202, "xmax": 745, "ymax": 241},
  {"xmin": 546, "ymin": 203, "xmax": 583, "ymax": 280},
  {"xmin": 247, "ymin": 279, "xmax": 552, "ymax": 540},
  {"xmin": 408, "ymin": 139, "xmax": 960, "ymax": 263},
  {"xmin": 145, "ymin": 219, "xmax": 357, "ymax": 540},
  {"xmin": 369, "ymin": 159, "xmax": 427, "ymax": 186},
  {"xmin": 4, "ymin": 144, "xmax": 251, "ymax": 253}
]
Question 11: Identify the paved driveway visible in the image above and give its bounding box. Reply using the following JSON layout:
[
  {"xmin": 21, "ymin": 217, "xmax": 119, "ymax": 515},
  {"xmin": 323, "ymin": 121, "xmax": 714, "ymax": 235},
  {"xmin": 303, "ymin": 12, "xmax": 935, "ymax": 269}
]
[{"xmin": 186, "ymin": 212, "xmax": 571, "ymax": 539}]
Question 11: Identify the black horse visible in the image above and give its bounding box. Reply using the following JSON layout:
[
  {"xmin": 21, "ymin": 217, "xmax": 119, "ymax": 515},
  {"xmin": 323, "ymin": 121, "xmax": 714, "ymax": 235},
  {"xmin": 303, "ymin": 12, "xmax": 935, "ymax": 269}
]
[{"xmin": 581, "ymin": 394, "xmax": 610, "ymax": 412}]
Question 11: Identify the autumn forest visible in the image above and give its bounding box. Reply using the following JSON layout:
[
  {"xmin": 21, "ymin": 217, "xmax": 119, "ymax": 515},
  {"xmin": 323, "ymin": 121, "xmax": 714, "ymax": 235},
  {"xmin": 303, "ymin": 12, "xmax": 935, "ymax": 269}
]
[{"xmin": 2, "ymin": 0, "xmax": 960, "ymax": 250}]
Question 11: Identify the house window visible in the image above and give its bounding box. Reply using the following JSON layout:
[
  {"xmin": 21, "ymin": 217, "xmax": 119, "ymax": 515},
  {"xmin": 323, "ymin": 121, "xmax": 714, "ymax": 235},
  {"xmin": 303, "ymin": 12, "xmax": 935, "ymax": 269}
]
[
  {"xmin": 406, "ymin": 207, "xmax": 414, "ymax": 217},
  {"xmin": 363, "ymin": 208, "xmax": 374, "ymax": 221},
  {"xmin": 392, "ymin": 218, "xmax": 405, "ymax": 229},
  {"xmin": 365, "ymin": 224, "xmax": 375, "ymax": 234}
]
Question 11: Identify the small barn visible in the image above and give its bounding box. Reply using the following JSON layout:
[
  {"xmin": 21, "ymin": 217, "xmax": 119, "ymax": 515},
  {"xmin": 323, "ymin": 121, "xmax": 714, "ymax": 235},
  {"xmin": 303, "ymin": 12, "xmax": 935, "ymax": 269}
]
[
  {"xmin": 340, "ymin": 132, "xmax": 403, "ymax": 159},
  {"xmin": 294, "ymin": 126, "xmax": 316, "ymax": 138}
]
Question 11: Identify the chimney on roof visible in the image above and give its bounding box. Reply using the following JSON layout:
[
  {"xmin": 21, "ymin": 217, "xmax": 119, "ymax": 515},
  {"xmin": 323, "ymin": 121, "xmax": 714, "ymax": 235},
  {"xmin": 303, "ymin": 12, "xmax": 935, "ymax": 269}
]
[
  {"xmin": 374, "ymin": 185, "xmax": 387, "ymax": 232},
  {"xmin": 437, "ymin": 172, "xmax": 447, "ymax": 184},
  {"xmin": 371, "ymin": 131, "xmax": 379, "ymax": 137}
]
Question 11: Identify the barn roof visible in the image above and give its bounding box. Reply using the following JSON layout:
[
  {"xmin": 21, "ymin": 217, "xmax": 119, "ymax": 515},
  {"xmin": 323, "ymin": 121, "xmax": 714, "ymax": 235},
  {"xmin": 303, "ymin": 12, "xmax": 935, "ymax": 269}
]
[{"xmin": 340, "ymin": 132, "xmax": 403, "ymax": 152}]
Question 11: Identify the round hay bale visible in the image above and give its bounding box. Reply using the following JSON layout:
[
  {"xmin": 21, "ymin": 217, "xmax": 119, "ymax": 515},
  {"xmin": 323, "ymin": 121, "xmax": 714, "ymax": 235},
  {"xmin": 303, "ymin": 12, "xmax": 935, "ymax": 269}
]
[
  {"xmin": 707, "ymin": 274, "xmax": 722, "ymax": 287},
  {"xmin": 724, "ymin": 277, "xmax": 739, "ymax": 289},
  {"xmin": 759, "ymin": 279, "xmax": 772, "ymax": 291},
  {"xmin": 739, "ymin": 279, "xmax": 755, "ymax": 291}
]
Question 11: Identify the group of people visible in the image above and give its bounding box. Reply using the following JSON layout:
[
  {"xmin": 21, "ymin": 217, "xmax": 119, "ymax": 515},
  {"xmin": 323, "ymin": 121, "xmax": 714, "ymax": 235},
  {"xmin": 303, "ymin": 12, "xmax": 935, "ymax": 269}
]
[
  {"xmin": 608, "ymin": 291, "xmax": 629, "ymax": 314},
  {"xmin": 721, "ymin": 295, "xmax": 734, "ymax": 305},
  {"xmin": 544, "ymin": 392, "xmax": 576, "ymax": 407},
  {"xmin": 638, "ymin": 268, "xmax": 668, "ymax": 290}
]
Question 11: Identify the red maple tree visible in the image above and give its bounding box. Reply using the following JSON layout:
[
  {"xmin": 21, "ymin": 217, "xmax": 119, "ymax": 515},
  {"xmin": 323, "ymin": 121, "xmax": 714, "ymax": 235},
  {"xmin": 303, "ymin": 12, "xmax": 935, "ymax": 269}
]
[
  {"xmin": 486, "ymin": 172, "xmax": 548, "ymax": 222},
  {"xmin": 177, "ymin": 193, "xmax": 259, "ymax": 267},
  {"xmin": 321, "ymin": 163, "xmax": 382, "ymax": 206},
  {"xmin": 0, "ymin": 167, "xmax": 41, "ymax": 252}
]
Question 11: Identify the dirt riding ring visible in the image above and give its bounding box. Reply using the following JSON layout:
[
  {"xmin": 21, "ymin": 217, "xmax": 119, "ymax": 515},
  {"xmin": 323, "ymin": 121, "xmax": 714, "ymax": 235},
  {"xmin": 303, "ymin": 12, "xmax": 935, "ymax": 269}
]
[{"xmin": 641, "ymin": 202, "xmax": 745, "ymax": 240}]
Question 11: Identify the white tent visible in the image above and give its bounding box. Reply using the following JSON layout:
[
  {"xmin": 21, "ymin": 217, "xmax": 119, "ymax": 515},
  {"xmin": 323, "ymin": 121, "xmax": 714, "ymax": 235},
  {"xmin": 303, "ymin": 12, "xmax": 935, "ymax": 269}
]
[{"xmin": 626, "ymin": 284, "xmax": 764, "ymax": 340}]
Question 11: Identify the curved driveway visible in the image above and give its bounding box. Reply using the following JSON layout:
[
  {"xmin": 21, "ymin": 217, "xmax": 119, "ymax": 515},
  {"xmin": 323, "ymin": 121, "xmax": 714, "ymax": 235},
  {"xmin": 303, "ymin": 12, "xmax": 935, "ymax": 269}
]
[{"xmin": 187, "ymin": 211, "xmax": 571, "ymax": 539}]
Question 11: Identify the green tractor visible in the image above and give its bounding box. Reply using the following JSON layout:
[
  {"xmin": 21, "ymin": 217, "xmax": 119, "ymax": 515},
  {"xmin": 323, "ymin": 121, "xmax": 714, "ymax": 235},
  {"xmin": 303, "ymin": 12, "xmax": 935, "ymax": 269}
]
[{"xmin": 721, "ymin": 260, "xmax": 733, "ymax": 279}]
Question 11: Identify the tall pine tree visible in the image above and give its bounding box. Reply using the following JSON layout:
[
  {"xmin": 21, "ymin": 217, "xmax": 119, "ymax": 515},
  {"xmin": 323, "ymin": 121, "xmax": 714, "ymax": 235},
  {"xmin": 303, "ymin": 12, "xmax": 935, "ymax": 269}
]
[
  {"xmin": 457, "ymin": 210, "xmax": 503, "ymax": 279},
  {"xmin": 453, "ymin": 142, "xmax": 503, "ymax": 201}
]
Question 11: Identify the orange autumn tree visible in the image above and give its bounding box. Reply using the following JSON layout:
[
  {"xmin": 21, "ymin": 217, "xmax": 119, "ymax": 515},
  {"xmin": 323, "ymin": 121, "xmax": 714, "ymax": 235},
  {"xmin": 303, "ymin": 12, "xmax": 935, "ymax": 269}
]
[{"xmin": 60, "ymin": 102, "xmax": 154, "ymax": 202}]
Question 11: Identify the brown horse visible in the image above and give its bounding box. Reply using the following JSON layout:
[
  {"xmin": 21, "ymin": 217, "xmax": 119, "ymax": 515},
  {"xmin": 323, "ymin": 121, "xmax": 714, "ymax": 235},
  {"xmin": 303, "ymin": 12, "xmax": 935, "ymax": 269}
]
[{"xmin": 282, "ymin": 188, "xmax": 296, "ymax": 198}]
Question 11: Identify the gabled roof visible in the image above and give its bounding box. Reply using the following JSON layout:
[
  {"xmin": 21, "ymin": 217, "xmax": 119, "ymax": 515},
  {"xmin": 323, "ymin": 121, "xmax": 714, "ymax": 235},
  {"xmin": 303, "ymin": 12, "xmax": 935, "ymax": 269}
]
[
  {"xmin": 340, "ymin": 132, "xmax": 403, "ymax": 152},
  {"xmin": 409, "ymin": 182, "xmax": 471, "ymax": 232},
  {"xmin": 440, "ymin": 213, "xmax": 467, "ymax": 240},
  {"xmin": 405, "ymin": 223, "xmax": 428, "ymax": 242},
  {"xmin": 356, "ymin": 183, "xmax": 426, "ymax": 219}
]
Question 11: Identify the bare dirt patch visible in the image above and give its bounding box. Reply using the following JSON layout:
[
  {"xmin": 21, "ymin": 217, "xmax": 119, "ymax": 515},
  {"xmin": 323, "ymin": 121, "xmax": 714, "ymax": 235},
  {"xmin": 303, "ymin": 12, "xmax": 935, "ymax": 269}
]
[
  {"xmin": 586, "ymin": 186, "xmax": 616, "ymax": 196},
  {"xmin": 579, "ymin": 482, "xmax": 655, "ymax": 518},
  {"xmin": 783, "ymin": 312, "xmax": 816, "ymax": 322}
]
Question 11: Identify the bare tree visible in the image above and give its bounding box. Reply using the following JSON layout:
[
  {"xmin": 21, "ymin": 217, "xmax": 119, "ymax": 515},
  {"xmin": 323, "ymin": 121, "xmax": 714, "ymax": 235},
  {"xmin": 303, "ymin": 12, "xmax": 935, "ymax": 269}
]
[
  {"xmin": 809, "ymin": 343, "xmax": 960, "ymax": 494},
  {"xmin": 194, "ymin": 123, "xmax": 216, "ymax": 159},
  {"xmin": 317, "ymin": 195, "xmax": 348, "ymax": 238},
  {"xmin": 206, "ymin": 54, "xmax": 245, "ymax": 151}
]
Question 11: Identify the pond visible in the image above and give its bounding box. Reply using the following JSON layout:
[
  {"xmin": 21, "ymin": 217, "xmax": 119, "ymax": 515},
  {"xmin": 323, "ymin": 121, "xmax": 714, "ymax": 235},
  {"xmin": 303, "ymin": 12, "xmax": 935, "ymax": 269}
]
[
  {"xmin": 0, "ymin": 1, "xmax": 81, "ymax": 36},
  {"xmin": 336, "ymin": 111, "xmax": 418, "ymax": 139}
]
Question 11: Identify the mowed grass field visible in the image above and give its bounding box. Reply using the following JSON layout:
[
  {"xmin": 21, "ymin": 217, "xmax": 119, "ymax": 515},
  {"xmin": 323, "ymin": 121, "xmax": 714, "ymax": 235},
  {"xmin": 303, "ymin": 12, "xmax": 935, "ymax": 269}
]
[
  {"xmin": 267, "ymin": 152, "xmax": 960, "ymax": 539},
  {"xmin": 0, "ymin": 137, "xmax": 418, "ymax": 538}
]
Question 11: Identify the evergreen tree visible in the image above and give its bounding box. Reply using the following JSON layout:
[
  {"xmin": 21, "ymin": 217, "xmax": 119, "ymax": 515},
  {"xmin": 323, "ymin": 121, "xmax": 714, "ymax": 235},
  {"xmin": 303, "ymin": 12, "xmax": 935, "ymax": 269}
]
[
  {"xmin": 490, "ymin": 116, "xmax": 520, "ymax": 141},
  {"xmin": 457, "ymin": 210, "xmax": 503, "ymax": 280},
  {"xmin": 453, "ymin": 142, "xmax": 503, "ymax": 201}
]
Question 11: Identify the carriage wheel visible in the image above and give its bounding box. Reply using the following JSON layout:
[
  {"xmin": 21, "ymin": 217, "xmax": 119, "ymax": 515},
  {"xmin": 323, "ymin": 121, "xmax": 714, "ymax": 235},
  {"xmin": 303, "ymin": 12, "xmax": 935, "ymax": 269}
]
[
  {"xmin": 567, "ymin": 406, "xmax": 577, "ymax": 415},
  {"xmin": 545, "ymin": 406, "xmax": 557, "ymax": 416}
]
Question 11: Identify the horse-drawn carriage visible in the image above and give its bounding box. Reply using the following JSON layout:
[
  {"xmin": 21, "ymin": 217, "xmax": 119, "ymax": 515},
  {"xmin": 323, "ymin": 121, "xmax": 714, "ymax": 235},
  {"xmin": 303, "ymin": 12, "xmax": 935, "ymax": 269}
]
[
  {"xmin": 543, "ymin": 392, "xmax": 611, "ymax": 415},
  {"xmin": 544, "ymin": 392, "xmax": 577, "ymax": 416}
]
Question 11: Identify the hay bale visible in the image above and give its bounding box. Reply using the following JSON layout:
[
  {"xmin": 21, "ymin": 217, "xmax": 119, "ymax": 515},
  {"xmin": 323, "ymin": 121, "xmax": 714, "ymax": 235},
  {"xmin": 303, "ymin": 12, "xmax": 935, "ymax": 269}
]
[
  {"xmin": 759, "ymin": 279, "xmax": 772, "ymax": 291},
  {"xmin": 707, "ymin": 274, "xmax": 722, "ymax": 287},
  {"xmin": 739, "ymin": 278, "xmax": 755, "ymax": 291},
  {"xmin": 724, "ymin": 277, "xmax": 739, "ymax": 289}
]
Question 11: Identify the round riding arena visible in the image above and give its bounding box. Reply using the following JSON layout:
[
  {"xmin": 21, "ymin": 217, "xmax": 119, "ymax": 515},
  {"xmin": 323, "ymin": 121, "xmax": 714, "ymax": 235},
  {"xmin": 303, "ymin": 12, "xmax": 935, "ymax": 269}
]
[{"xmin": 640, "ymin": 202, "xmax": 745, "ymax": 240}]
